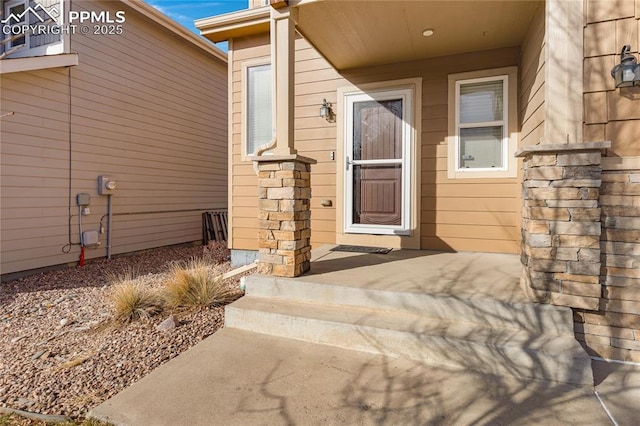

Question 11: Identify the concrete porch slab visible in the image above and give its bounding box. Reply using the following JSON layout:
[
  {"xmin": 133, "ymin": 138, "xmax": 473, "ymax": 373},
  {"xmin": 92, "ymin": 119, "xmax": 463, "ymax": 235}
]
[
  {"xmin": 305, "ymin": 246, "xmax": 527, "ymax": 303},
  {"xmin": 90, "ymin": 328, "xmax": 612, "ymax": 426}
]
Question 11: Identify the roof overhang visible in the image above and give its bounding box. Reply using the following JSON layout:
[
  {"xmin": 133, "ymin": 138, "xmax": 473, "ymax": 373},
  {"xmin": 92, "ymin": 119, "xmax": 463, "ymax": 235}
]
[
  {"xmin": 197, "ymin": 0, "xmax": 542, "ymax": 71},
  {"xmin": 196, "ymin": 7, "xmax": 270, "ymax": 43},
  {"xmin": 294, "ymin": 0, "xmax": 543, "ymax": 70}
]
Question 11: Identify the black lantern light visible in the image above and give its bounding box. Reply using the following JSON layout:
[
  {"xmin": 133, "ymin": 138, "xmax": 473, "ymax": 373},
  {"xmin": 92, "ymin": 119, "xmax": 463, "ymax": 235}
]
[
  {"xmin": 611, "ymin": 45, "xmax": 640, "ymax": 88},
  {"xmin": 319, "ymin": 98, "xmax": 333, "ymax": 121}
]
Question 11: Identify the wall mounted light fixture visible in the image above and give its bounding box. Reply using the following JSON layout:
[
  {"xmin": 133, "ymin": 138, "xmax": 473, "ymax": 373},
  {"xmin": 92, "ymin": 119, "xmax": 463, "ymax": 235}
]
[
  {"xmin": 611, "ymin": 45, "xmax": 640, "ymax": 88},
  {"xmin": 319, "ymin": 98, "xmax": 333, "ymax": 121}
]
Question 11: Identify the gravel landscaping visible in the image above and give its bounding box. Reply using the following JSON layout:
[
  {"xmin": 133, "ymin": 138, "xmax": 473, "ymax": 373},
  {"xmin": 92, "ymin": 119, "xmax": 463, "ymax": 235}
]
[{"xmin": 0, "ymin": 244, "xmax": 244, "ymax": 421}]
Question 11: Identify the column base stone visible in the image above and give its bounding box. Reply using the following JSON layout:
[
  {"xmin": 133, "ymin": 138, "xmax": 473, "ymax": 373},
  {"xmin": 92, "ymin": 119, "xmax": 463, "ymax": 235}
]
[{"xmin": 252, "ymin": 155, "xmax": 316, "ymax": 278}]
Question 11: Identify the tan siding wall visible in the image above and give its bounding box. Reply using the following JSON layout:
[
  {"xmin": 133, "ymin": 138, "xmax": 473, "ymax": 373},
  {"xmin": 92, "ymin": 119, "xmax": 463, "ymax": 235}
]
[
  {"xmin": 520, "ymin": 2, "xmax": 546, "ymax": 147},
  {"xmin": 0, "ymin": 0, "xmax": 227, "ymax": 275},
  {"xmin": 583, "ymin": 0, "xmax": 640, "ymax": 156},
  {"xmin": 231, "ymin": 33, "xmax": 523, "ymax": 253},
  {"xmin": 230, "ymin": 34, "xmax": 268, "ymax": 250}
]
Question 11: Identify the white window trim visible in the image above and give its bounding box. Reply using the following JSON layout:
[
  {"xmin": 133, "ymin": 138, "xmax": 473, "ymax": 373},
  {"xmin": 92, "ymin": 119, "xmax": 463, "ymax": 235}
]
[
  {"xmin": 3, "ymin": 0, "xmax": 28, "ymax": 51},
  {"xmin": 343, "ymin": 87, "xmax": 414, "ymax": 236},
  {"xmin": 447, "ymin": 66, "xmax": 518, "ymax": 179},
  {"xmin": 241, "ymin": 58, "xmax": 272, "ymax": 159}
]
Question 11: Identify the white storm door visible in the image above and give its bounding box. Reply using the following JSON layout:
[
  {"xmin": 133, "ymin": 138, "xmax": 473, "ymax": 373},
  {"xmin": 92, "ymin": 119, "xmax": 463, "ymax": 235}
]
[{"xmin": 344, "ymin": 89, "xmax": 412, "ymax": 235}]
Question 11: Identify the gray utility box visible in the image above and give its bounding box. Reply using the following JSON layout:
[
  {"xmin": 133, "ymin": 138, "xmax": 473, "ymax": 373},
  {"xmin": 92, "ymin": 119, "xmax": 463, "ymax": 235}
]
[{"xmin": 98, "ymin": 175, "xmax": 117, "ymax": 195}]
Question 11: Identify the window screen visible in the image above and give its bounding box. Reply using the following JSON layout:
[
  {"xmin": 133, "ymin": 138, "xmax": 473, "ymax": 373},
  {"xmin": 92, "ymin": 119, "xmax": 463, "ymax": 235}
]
[
  {"xmin": 246, "ymin": 64, "xmax": 272, "ymax": 155},
  {"xmin": 457, "ymin": 78, "xmax": 506, "ymax": 169}
]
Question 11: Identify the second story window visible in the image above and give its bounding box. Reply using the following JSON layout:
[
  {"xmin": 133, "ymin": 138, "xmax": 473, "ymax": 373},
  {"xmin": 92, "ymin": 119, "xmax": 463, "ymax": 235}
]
[
  {"xmin": 1, "ymin": 0, "xmax": 65, "ymax": 59},
  {"xmin": 4, "ymin": 1, "xmax": 26, "ymax": 49}
]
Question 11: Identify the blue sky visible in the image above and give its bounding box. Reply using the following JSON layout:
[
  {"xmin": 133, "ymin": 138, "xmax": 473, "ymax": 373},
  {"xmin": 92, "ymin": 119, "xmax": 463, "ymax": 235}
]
[{"xmin": 146, "ymin": 0, "xmax": 248, "ymax": 51}]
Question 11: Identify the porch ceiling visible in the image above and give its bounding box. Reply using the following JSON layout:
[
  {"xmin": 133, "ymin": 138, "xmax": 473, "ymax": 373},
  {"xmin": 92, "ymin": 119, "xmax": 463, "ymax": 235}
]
[{"xmin": 295, "ymin": 0, "xmax": 542, "ymax": 70}]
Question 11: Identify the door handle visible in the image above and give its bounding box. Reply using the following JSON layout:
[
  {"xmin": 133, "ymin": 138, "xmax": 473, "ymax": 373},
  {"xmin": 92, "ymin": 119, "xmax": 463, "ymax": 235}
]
[{"xmin": 346, "ymin": 156, "xmax": 353, "ymax": 171}]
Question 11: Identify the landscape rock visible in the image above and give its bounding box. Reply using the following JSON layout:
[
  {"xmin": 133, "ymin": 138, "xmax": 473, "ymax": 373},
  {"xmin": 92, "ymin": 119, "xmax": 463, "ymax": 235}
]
[
  {"xmin": 156, "ymin": 315, "xmax": 176, "ymax": 332},
  {"xmin": 0, "ymin": 245, "xmax": 239, "ymax": 419},
  {"xmin": 31, "ymin": 350, "xmax": 46, "ymax": 360}
]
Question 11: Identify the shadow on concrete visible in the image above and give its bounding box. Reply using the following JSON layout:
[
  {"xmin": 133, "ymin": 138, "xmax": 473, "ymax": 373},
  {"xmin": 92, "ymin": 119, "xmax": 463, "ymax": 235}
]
[{"xmin": 307, "ymin": 248, "xmax": 440, "ymax": 277}]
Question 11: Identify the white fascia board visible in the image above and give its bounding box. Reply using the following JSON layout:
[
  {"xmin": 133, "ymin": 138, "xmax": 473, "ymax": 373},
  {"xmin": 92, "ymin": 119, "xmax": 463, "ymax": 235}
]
[{"xmin": 0, "ymin": 53, "xmax": 78, "ymax": 74}]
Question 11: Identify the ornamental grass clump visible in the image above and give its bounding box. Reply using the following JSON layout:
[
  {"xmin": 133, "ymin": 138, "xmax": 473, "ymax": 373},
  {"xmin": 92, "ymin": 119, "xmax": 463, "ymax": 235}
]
[
  {"xmin": 163, "ymin": 258, "xmax": 237, "ymax": 308},
  {"xmin": 108, "ymin": 272, "xmax": 164, "ymax": 323}
]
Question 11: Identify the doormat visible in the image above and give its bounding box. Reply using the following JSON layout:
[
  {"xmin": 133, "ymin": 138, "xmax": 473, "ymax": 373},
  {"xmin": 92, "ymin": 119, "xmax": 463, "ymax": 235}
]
[{"xmin": 330, "ymin": 245, "xmax": 392, "ymax": 254}]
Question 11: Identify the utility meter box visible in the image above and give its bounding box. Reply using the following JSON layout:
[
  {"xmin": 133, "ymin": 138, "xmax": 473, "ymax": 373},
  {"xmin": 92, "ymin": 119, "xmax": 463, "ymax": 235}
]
[
  {"xmin": 82, "ymin": 230, "xmax": 100, "ymax": 247},
  {"xmin": 76, "ymin": 193, "xmax": 90, "ymax": 206},
  {"xmin": 98, "ymin": 175, "xmax": 117, "ymax": 195}
]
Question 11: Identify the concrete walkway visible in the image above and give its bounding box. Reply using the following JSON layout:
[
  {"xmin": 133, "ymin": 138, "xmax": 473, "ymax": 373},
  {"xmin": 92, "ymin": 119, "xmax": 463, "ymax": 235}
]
[{"xmin": 90, "ymin": 327, "xmax": 640, "ymax": 425}]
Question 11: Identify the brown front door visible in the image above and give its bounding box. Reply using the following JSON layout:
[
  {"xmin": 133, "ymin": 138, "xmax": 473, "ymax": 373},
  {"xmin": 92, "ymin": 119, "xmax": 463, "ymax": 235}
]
[{"xmin": 352, "ymin": 100, "xmax": 403, "ymax": 225}]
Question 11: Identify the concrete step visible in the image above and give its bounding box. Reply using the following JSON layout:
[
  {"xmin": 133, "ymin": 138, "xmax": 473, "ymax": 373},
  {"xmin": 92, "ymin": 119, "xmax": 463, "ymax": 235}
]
[
  {"xmin": 226, "ymin": 296, "xmax": 593, "ymax": 386},
  {"xmin": 243, "ymin": 275, "xmax": 576, "ymax": 336}
]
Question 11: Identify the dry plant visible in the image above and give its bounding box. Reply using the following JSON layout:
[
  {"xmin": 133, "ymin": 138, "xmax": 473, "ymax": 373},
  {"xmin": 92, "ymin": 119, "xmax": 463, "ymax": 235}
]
[
  {"xmin": 60, "ymin": 352, "xmax": 95, "ymax": 369},
  {"xmin": 163, "ymin": 258, "xmax": 237, "ymax": 308},
  {"xmin": 108, "ymin": 271, "xmax": 163, "ymax": 323}
]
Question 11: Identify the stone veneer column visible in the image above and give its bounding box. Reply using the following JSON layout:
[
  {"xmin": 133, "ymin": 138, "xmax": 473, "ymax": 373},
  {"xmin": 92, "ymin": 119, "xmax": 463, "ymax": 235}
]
[
  {"xmin": 516, "ymin": 142, "xmax": 610, "ymax": 310},
  {"xmin": 252, "ymin": 155, "xmax": 317, "ymax": 277}
]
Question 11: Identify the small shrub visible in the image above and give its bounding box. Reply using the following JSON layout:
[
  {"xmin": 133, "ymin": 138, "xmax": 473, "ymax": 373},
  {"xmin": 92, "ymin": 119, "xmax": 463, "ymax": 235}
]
[
  {"xmin": 109, "ymin": 273, "xmax": 163, "ymax": 322},
  {"xmin": 163, "ymin": 259, "xmax": 236, "ymax": 308},
  {"xmin": 202, "ymin": 241, "xmax": 230, "ymax": 265}
]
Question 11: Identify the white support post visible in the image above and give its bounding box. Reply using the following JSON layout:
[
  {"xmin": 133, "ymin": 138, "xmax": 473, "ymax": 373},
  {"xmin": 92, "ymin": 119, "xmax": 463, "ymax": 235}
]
[
  {"xmin": 543, "ymin": 0, "xmax": 584, "ymax": 144},
  {"xmin": 270, "ymin": 7, "xmax": 297, "ymax": 155}
]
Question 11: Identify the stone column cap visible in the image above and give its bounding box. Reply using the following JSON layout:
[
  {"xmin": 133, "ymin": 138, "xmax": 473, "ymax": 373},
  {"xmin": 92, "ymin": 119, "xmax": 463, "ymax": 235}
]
[
  {"xmin": 515, "ymin": 141, "xmax": 611, "ymax": 157},
  {"xmin": 248, "ymin": 154, "xmax": 317, "ymax": 164}
]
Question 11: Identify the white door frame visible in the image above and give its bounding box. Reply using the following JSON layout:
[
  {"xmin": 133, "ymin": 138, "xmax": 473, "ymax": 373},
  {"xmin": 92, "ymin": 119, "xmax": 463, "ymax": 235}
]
[
  {"xmin": 344, "ymin": 89, "xmax": 413, "ymax": 235},
  {"xmin": 336, "ymin": 78, "xmax": 421, "ymax": 249}
]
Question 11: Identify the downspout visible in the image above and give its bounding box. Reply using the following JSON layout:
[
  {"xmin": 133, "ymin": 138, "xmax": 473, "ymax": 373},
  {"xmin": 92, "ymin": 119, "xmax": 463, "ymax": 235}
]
[
  {"xmin": 252, "ymin": 6, "xmax": 280, "ymax": 175},
  {"xmin": 78, "ymin": 204, "xmax": 85, "ymax": 266},
  {"xmin": 252, "ymin": 136, "xmax": 277, "ymax": 175},
  {"xmin": 106, "ymin": 194, "xmax": 113, "ymax": 259}
]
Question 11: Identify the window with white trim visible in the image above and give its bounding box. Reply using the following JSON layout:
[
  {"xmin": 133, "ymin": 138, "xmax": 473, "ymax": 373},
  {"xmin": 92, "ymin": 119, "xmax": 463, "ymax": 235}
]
[
  {"xmin": 457, "ymin": 77, "xmax": 506, "ymax": 169},
  {"xmin": 1, "ymin": 0, "xmax": 65, "ymax": 59},
  {"xmin": 447, "ymin": 67, "xmax": 518, "ymax": 179},
  {"xmin": 245, "ymin": 63, "xmax": 272, "ymax": 156}
]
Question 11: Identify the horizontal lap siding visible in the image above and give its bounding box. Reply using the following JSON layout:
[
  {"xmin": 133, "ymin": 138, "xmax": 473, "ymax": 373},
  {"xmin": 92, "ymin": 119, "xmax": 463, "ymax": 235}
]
[
  {"xmin": 230, "ymin": 34, "xmax": 269, "ymax": 250},
  {"xmin": 1, "ymin": 68, "xmax": 71, "ymax": 273},
  {"xmin": 0, "ymin": 0, "xmax": 227, "ymax": 275},
  {"xmin": 520, "ymin": 3, "xmax": 545, "ymax": 147},
  {"xmin": 231, "ymin": 34, "xmax": 522, "ymax": 253},
  {"xmin": 293, "ymin": 39, "xmax": 341, "ymax": 246}
]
